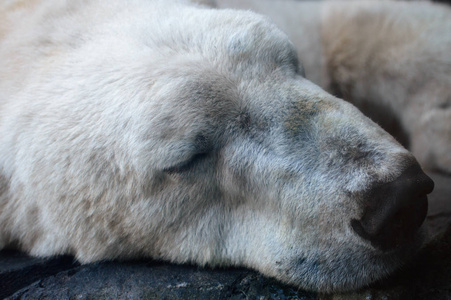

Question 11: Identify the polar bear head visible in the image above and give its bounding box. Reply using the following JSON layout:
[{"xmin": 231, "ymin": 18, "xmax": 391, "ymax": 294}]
[{"xmin": 0, "ymin": 1, "xmax": 434, "ymax": 293}]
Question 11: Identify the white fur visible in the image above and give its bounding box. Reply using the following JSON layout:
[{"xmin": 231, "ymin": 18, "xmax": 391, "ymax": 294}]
[{"xmin": 0, "ymin": 0, "xmax": 428, "ymax": 292}]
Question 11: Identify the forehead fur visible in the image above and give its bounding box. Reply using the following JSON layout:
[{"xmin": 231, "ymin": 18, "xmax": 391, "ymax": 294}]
[{"xmin": 132, "ymin": 3, "xmax": 302, "ymax": 77}]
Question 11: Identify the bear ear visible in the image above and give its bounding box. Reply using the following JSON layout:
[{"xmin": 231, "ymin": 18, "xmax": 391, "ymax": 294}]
[
  {"xmin": 297, "ymin": 63, "xmax": 306, "ymax": 78},
  {"xmin": 284, "ymin": 50, "xmax": 304, "ymax": 78}
]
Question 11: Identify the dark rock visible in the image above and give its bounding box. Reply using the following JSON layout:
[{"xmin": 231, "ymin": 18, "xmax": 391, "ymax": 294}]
[
  {"xmin": 0, "ymin": 251, "xmax": 78, "ymax": 299},
  {"xmin": 6, "ymin": 261, "xmax": 316, "ymax": 300}
]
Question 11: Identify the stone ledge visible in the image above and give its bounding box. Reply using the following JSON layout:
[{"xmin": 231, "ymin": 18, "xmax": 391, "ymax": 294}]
[
  {"xmin": 5, "ymin": 260, "xmax": 317, "ymax": 299},
  {"xmin": 0, "ymin": 251, "xmax": 78, "ymax": 299}
]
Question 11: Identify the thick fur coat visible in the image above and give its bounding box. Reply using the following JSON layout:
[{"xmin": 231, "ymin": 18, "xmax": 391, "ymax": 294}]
[{"xmin": 0, "ymin": 0, "xmax": 435, "ymax": 292}]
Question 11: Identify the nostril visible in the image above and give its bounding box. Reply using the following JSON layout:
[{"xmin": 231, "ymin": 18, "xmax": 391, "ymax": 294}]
[
  {"xmin": 351, "ymin": 162, "xmax": 433, "ymax": 251},
  {"xmin": 352, "ymin": 195, "xmax": 429, "ymax": 251},
  {"xmin": 417, "ymin": 176, "xmax": 434, "ymax": 196},
  {"xmin": 390, "ymin": 194, "xmax": 428, "ymax": 237}
]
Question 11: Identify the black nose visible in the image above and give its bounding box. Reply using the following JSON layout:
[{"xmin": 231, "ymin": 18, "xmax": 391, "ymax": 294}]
[{"xmin": 351, "ymin": 162, "xmax": 434, "ymax": 251}]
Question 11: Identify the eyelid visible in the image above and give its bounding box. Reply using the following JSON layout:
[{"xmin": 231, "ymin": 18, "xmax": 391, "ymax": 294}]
[{"xmin": 163, "ymin": 152, "xmax": 210, "ymax": 174}]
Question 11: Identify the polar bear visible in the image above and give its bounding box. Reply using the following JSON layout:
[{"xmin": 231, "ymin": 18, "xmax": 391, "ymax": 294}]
[
  {"xmin": 216, "ymin": 0, "xmax": 451, "ymax": 175},
  {"xmin": 0, "ymin": 0, "xmax": 434, "ymax": 292}
]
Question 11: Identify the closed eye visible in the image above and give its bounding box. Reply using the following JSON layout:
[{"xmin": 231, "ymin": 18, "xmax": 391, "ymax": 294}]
[
  {"xmin": 163, "ymin": 152, "xmax": 210, "ymax": 174},
  {"xmin": 438, "ymin": 100, "xmax": 450, "ymax": 110}
]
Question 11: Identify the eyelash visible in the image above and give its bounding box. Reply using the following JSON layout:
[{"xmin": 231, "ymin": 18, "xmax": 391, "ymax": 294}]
[{"xmin": 163, "ymin": 152, "xmax": 210, "ymax": 174}]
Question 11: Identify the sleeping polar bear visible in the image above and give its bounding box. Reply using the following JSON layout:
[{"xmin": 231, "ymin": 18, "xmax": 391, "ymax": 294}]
[
  {"xmin": 0, "ymin": 0, "xmax": 435, "ymax": 292},
  {"xmin": 216, "ymin": 0, "xmax": 451, "ymax": 175}
]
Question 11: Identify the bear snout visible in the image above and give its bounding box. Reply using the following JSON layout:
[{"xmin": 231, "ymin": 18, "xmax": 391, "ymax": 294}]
[{"xmin": 351, "ymin": 161, "xmax": 434, "ymax": 251}]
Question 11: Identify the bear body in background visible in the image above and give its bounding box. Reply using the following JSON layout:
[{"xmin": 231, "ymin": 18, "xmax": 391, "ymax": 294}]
[{"xmin": 217, "ymin": 0, "xmax": 451, "ymax": 174}]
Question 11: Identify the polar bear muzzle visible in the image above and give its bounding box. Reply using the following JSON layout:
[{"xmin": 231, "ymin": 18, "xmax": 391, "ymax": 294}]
[{"xmin": 351, "ymin": 161, "xmax": 434, "ymax": 251}]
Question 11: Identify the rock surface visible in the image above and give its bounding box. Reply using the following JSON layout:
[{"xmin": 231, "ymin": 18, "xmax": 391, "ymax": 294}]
[
  {"xmin": 1, "ymin": 172, "xmax": 450, "ymax": 300},
  {"xmin": 0, "ymin": 252, "xmax": 76, "ymax": 299}
]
